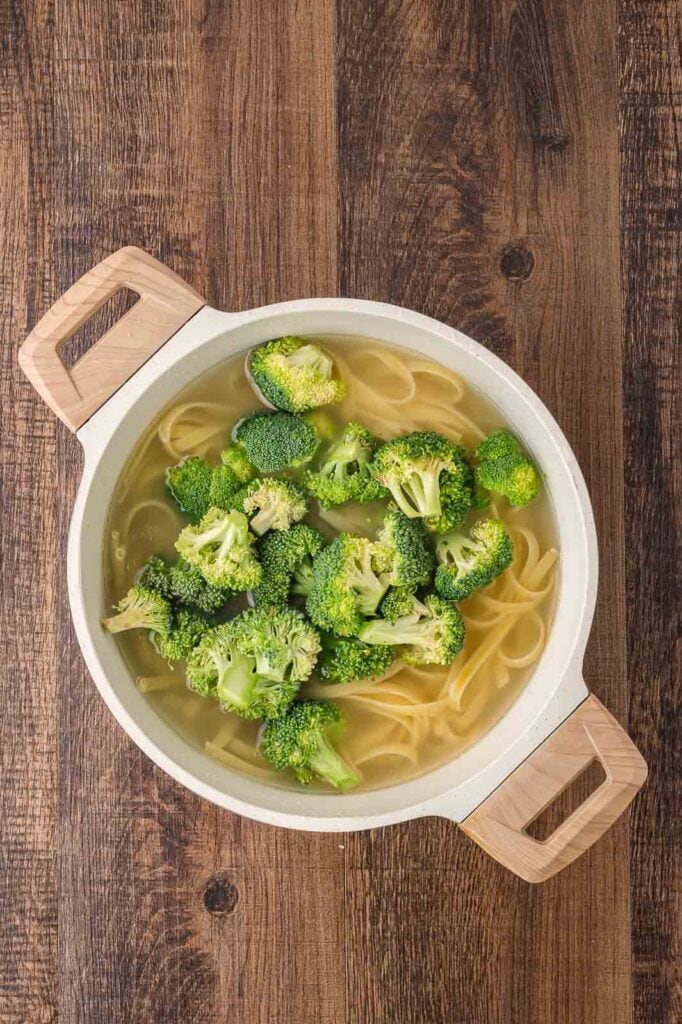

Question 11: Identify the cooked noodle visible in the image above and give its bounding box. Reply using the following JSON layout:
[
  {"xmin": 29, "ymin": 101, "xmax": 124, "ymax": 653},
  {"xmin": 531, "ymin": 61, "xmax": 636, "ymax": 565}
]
[{"xmin": 104, "ymin": 336, "xmax": 558, "ymax": 792}]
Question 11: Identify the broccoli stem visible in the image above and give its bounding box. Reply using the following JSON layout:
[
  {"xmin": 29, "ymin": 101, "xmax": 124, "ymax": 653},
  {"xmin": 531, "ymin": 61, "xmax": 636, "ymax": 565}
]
[
  {"xmin": 215, "ymin": 649, "xmax": 258, "ymax": 710},
  {"xmin": 308, "ymin": 734, "xmax": 359, "ymax": 791},
  {"xmin": 361, "ymin": 618, "xmax": 428, "ymax": 647},
  {"xmin": 102, "ymin": 607, "xmax": 149, "ymax": 633},
  {"xmin": 288, "ymin": 344, "xmax": 332, "ymax": 376},
  {"xmin": 250, "ymin": 507, "xmax": 276, "ymax": 536},
  {"xmin": 291, "ymin": 559, "xmax": 315, "ymax": 597}
]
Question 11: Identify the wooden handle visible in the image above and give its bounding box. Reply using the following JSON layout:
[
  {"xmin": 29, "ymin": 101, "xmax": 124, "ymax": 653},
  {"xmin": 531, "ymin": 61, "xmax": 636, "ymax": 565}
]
[
  {"xmin": 18, "ymin": 246, "xmax": 204, "ymax": 431},
  {"xmin": 459, "ymin": 696, "xmax": 647, "ymax": 883}
]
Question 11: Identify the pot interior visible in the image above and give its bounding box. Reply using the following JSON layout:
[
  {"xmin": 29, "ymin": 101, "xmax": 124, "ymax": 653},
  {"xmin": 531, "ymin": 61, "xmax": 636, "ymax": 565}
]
[{"xmin": 70, "ymin": 303, "xmax": 596, "ymax": 826}]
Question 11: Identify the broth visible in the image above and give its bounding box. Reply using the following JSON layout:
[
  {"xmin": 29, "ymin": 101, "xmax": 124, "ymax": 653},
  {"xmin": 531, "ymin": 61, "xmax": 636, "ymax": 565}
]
[{"xmin": 104, "ymin": 337, "xmax": 558, "ymax": 792}]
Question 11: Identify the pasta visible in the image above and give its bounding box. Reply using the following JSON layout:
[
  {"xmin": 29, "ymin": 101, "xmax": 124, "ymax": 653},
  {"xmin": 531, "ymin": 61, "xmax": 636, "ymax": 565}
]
[{"xmin": 104, "ymin": 336, "xmax": 557, "ymax": 792}]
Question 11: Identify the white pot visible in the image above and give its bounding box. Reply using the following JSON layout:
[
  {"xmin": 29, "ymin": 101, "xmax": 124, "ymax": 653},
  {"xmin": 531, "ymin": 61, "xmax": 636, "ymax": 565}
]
[{"xmin": 19, "ymin": 247, "xmax": 647, "ymax": 883}]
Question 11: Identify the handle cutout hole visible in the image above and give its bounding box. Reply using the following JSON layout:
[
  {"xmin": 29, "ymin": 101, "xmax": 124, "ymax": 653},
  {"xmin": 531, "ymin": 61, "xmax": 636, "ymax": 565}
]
[
  {"xmin": 525, "ymin": 758, "xmax": 606, "ymax": 841},
  {"xmin": 60, "ymin": 287, "xmax": 139, "ymax": 369}
]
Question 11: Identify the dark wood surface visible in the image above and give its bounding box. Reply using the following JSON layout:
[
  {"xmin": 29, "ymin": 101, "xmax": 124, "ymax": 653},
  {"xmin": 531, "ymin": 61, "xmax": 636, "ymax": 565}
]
[{"xmin": 1, "ymin": 1, "xmax": 679, "ymax": 1021}]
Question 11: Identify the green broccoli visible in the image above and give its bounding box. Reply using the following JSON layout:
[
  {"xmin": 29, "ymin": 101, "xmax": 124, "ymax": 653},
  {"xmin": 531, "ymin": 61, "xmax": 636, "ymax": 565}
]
[
  {"xmin": 435, "ymin": 518, "xmax": 513, "ymax": 601},
  {"xmin": 166, "ymin": 456, "xmax": 212, "ymax": 521},
  {"xmin": 167, "ymin": 560, "xmax": 230, "ymax": 612},
  {"xmin": 153, "ymin": 607, "xmax": 212, "ymax": 662},
  {"xmin": 175, "ymin": 507, "xmax": 261, "ymax": 590},
  {"xmin": 249, "ymin": 336, "xmax": 345, "ymax": 413},
  {"xmin": 138, "ymin": 554, "xmax": 229, "ymax": 612},
  {"xmin": 317, "ymin": 635, "xmax": 394, "ymax": 684},
  {"xmin": 301, "ymin": 422, "xmax": 387, "ymax": 508},
  {"xmin": 252, "ymin": 524, "xmax": 326, "ymax": 609},
  {"xmin": 475, "ymin": 430, "xmax": 540, "ymax": 507},
  {"xmin": 102, "ymin": 585, "xmax": 172, "ymax": 637},
  {"xmin": 207, "ymin": 445, "xmax": 256, "ymax": 510},
  {"xmin": 306, "ymin": 533, "xmax": 389, "ymax": 636},
  {"xmin": 186, "ymin": 622, "xmax": 259, "ymax": 704},
  {"xmin": 259, "ymin": 700, "xmax": 359, "ymax": 790},
  {"xmin": 232, "ymin": 478, "xmax": 308, "ymax": 536},
  {"xmin": 359, "ymin": 593, "xmax": 465, "ymax": 666},
  {"xmin": 233, "ymin": 606, "xmax": 321, "ymax": 687},
  {"xmin": 374, "ymin": 510, "xmax": 435, "ymax": 588},
  {"xmin": 186, "ymin": 609, "xmax": 319, "ymax": 719},
  {"xmin": 138, "ymin": 553, "xmax": 174, "ymax": 598},
  {"xmin": 379, "ymin": 586, "xmax": 418, "ymax": 623},
  {"xmin": 233, "ymin": 410, "xmax": 320, "ymax": 472},
  {"xmin": 370, "ymin": 431, "xmax": 473, "ymax": 530}
]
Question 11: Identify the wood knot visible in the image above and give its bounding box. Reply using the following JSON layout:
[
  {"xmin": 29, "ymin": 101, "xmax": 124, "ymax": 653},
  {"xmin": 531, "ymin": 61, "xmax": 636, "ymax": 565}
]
[
  {"xmin": 499, "ymin": 243, "xmax": 535, "ymax": 282},
  {"xmin": 537, "ymin": 125, "xmax": 573, "ymax": 151},
  {"xmin": 203, "ymin": 876, "xmax": 239, "ymax": 916}
]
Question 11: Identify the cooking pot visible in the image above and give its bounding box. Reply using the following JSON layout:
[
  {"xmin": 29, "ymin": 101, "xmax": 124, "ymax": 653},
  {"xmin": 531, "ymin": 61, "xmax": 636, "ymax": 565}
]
[{"xmin": 19, "ymin": 246, "xmax": 647, "ymax": 882}]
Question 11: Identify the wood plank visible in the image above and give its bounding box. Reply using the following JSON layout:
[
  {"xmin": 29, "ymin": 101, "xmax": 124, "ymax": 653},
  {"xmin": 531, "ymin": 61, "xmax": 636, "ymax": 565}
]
[
  {"xmin": 0, "ymin": 2, "xmax": 57, "ymax": 1022},
  {"xmin": 337, "ymin": 1, "xmax": 629, "ymax": 1021},
  {"xmin": 619, "ymin": 4, "xmax": 682, "ymax": 1022},
  {"xmin": 47, "ymin": 2, "xmax": 342, "ymax": 1022}
]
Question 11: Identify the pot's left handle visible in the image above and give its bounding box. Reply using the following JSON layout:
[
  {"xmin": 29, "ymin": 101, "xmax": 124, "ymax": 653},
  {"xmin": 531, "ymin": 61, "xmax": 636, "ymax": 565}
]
[{"xmin": 18, "ymin": 246, "xmax": 205, "ymax": 431}]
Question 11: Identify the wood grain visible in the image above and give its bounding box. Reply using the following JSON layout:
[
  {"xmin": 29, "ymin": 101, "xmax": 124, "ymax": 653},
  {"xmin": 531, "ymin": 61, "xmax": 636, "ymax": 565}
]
[
  {"xmin": 1, "ymin": 0, "xmax": 679, "ymax": 1022},
  {"xmin": 619, "ymin": 3, "xmax": 682, "ymax": 1022}
]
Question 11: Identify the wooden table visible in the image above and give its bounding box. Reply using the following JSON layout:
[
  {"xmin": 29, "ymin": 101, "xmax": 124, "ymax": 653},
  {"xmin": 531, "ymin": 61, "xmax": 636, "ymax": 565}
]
[{"xmin": 1, "ymin": 2, "xmax": 679, "ymax": 1022}]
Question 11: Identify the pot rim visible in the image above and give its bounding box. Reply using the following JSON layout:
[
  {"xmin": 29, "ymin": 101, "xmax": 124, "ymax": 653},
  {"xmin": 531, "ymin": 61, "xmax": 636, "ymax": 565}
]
[{"xmin": 69, "ymin": 298, "xmax": 597, "ymax": 828}]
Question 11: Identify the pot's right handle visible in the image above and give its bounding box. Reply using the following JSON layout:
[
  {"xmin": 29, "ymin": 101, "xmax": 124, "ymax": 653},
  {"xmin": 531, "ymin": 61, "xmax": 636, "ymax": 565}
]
[
  {"xmin": 459, "ymin": 696, "xmax": 647, "ymax": 883},
  {"xmin": 18, "ymin": 246, "xmax": 205, "ymax": 431}
]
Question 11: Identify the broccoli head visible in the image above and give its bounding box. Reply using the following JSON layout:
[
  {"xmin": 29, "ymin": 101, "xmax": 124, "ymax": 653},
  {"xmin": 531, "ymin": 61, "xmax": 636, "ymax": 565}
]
[
  {"xmin": 435, "ymin": 518, "xmax": 513, "ymax": 601},
  {"xmin": 187, "ymin": 609, "xmax": 319, "ymax": 719},
  {"xmin": 233, "ymin": 607, "xmax": 320, "ymax": 685},
  {"xmin": 375, "ymin": 510, "xmax": 435, "ymax": 588},
  {"xmin": 138, "ymin": 554, "xmax": 230, "ymax": 612},
  {"xmin": 221, "ymin": 444, "xmax": 256, "ymax": 483},
  {"xmin": 379, "ymin": 586, "xmax": 418, "ymax": 623},
  {"xmin": 306, "ymin": 533, "xmax": 389, "ymax": 636},
  {"xmin": 102, "ymin": 585, "xmax": 172, "ymax": 637},
  {"xmin": 252, "ymin": 524, "xmax": 326, "ymax": 609},
  {"xmin": 302, "ymin": 422, "xmax": 388, "ymax": 508},
  {"xmin": 186, "ymin": 622, "xmax": 259, "ymax": 705},
  {"xmin": 138, "ymin": 553, "xmax": 174, "ymax": 598},
  {"xmin": 154, "ymin": 607, "xmax": 212, "ymax": 662},
  {"xmin": 475, "ymin": 430, "xmax": 540, "ymax": 507},
  {"xmin": 232, "ymin": 478, "xmax": 307, "ymax": 536},
  {"xmin": 259, "ymin": 700, "xmax": 359, "ymax": 790},
  {"xmin": 359, "ymin": 593, "xmax": 465, "ymax": 666},
  {"xmin": 175, "ymin": 507, "xmax": 261, "ymax": 590},
  {"xmin": 249, "ymin": 336, "xmax": 345, "ymax": 413},
  {"xmin": 370, "ymin": 431, "xmax": 473, "ymax": 529},
  {"xmin": 208, "ymin": 445, "xmax": 257, "ymax": 510},
  {"xmin": 166, "ymin": 456, "xmax": 212, "ymax": 521},
  {"xmin": 233, "ymin": 410, "xmax": 320, "ymax": 472},
  {"xmin": 317, "ymin": 635, "xmax": 394, "ymax": 684}
]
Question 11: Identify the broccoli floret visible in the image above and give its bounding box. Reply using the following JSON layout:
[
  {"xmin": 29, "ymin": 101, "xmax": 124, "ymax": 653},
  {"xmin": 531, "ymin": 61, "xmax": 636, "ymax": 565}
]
[
  {"xmin": 370, "ymin": 432, "xmax": 473, "ymax": 529},
  {"xmin": 317, "ymin": 635, "xmax": 394, "ymax": 684},
  {"xmin": 154, "ymin": 607, "xmax": 212, "ymax": 662},
  {"xmin": 426, "ymin": 453, "xmax": 475, "ymax": 532},
  {"xmin": 186, "ymin": 622, "xmax": 259, "ymax": 705},
  {"xmin": 379, "ymin": 586, "xmax": 417, "ymax": 623},
  {"xmin": 475, "ymin": 430, "xmax": 540, "ymax": 507},
  {"xmin": 252, "ymin": 524, "xmax": 326, "ymax": 609},
  {"xmin": 259, "ymin": 700, "xmax": 359, "ymax": 790},
  {"xmin": 166, "ymin": 456, "xmax": 212, "ymax": 521},
  {"xmin": 187, "ymin": 610, "xmax": 319, "ymax": 719},
  {"xmin": 220, "ymin": 444, "xmax": 255, "ymax": 483},
  {"xmin": 175, "ymin": 507, "xmax": 261, "ymax": 590},
  {"xmin": 375, "ymin": 510, "xmax": 435, "ymax": 588},
  {"xmin": 102, "ymin": 585, "xmax": 172, "ymax": 637},
  {"xmin": 233, "ymin": 410, "xmax": 320, "ymax": 472},
  {"xmin": 167, "ymin": 560, "xmax": 230, "ymax": 612},
  {"xmin": 302, "ymin": 422, "xmax": 388, "ymax": 508},
  {"xmin": 249, "ymin": 336, "xmax": 345, "ymax": 413},
  {"xmin": 208, "ymin": 446, "xmax": 257, "ymax": 510},
  {"xmin": 435, "ymin": 518, "xmax": 514, "ymax": 601},
  {"xmin": 138, "ymin": 553, "xmax": 174, "ymax": 598},
  {"xmin": 359, "ymin": 593, "xmax": 465, "ymax": 666},
  {"xmin": 233, "ymin": 606, "xmax": 320, "ymax": 685},
  {"xmin": 232, "ymin": 478, "xmax": 307, "ymax": 536},
  {"xmin": 306, "ymin": 533, "xmax": 389, "ymax": 636}
]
